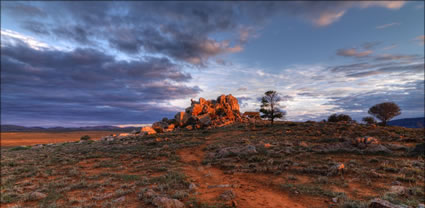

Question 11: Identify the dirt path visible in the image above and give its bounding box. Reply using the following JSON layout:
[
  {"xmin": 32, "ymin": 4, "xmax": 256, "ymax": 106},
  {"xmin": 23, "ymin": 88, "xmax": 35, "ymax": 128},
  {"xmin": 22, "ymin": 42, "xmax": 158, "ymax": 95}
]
[{"xmin": 177, "ymin": 133, "xmax": 315, "ymax": 208}]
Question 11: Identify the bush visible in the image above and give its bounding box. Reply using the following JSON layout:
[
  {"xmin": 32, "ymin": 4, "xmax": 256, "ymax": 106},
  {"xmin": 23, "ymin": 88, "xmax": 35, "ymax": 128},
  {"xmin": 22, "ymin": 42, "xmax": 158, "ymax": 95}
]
[
  {"xmin": 327, "ymin": 114, "xmax": 352, "ymax": 122},
  {"xmin": 362, "ymin": 116, "xmax": 376, "ymax": 125},
  {"xmin": 80, "ymin": 135, "xmax": 91, "ymax": 141}
]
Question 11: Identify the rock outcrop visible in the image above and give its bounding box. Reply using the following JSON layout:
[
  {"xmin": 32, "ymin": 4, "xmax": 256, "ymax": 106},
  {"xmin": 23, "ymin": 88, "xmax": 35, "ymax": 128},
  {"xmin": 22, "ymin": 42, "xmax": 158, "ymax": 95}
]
[
  {"xmin": 176, "ymin": 94, "xmax": 241, "ymax": 129},
  {"xmin": 142, "ymin": 94, "xmax": 242, "ymax": 133}
]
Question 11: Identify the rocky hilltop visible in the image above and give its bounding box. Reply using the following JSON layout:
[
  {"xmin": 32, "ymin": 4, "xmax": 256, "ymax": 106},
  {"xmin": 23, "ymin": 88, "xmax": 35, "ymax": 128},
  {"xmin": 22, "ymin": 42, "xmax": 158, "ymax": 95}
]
[{"xmin": 141, "ymin": 94, "xmax": 243, "ymax": 134}]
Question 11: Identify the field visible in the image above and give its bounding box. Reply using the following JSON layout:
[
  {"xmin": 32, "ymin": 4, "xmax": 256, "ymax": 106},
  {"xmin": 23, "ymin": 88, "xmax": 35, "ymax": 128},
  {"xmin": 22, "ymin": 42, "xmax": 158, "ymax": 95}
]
[
  {"xmin": 1, "ymin": 122, "xmax": 424, "ymax": 208},
  {"xmin": 0, "ymin": 131, "xmax": 126, "ymax": 147}
]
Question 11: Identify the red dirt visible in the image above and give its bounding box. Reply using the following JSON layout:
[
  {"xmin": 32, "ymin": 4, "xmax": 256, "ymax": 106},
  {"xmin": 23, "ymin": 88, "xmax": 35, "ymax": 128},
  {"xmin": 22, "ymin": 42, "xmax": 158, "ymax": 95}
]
[{"xmin": 177, "ymin": 133, "xmax": 327, "ymax": 208}]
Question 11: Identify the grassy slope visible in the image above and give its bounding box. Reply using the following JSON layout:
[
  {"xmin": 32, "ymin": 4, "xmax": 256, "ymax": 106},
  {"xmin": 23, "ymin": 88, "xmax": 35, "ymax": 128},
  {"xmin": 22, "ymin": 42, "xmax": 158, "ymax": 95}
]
[{"xmin": 1, "ymin": 121, "xmax": 423, "ymax": 208}]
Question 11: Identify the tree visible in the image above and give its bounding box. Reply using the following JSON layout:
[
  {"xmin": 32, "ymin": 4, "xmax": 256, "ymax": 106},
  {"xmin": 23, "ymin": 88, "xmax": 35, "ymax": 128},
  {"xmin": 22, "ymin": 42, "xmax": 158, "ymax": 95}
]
[
  {"xmin": 259, "ymin": 90, "xmax": 286, "ymax": 126},
  {"xmin": 368, "ymin": 102, "xmax": 401, "ymax": 126},
  {"xmin": 362, "ymin": 116, "xmax": 376, "ymax": 125},
  {"xmin": 327, "ymin": 113, "xmax": 352, "ymax": 122}
]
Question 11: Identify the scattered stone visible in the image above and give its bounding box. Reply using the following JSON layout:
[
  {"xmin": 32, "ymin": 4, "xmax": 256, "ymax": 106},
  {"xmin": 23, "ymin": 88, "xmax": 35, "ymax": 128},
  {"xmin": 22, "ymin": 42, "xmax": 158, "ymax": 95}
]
[
  {"xmin": 352, "ymin": 136, "xmax": 380, "ymax": 145},
  {"xmin": 101, "ymin": 136, "xmax": 115, "ymax": 142},
  {"xmin": 215, "ymin": 145, "xmax": 257, "ymax": 158},
  {"xmin": 152, "ymin": 197, "xmax": 185, "ymax": 208},
  {"xmin": 208, "ymin": 184, "xmax": 231, "ymax": 189},
  {"xmin": 314, "ymin": 137, "xmax": 392, "ymax": 155},
  {"xmin": 33, "ymin": 144, "xmax": 44, "ymax": 149},
  {"xmin": 185, "ymin": 125, "xmax": 193, "ymax": 131},
  {"xmin": 29, "ymin": 191, "xmax": 47, "ymax": 200},
  {"xmin": 332, "ymin": 197, "xmax": 338, "ymax": 203},
  {"xmin": 364, "ymin": 144, "xmax": 392, "ymax": 154},
  {"xmin": 389, "ymin": 186, "xmax": 406, "ymax": 195},
  {"xmin": 327, "ymin": 163, "xmax": 344, "ymax": 176},
  {"xmin": 113, "ymin": 196, "xmax": 126, "ymax": 203},
  {"xmin": 138, "ymin": 188, "xmax": 157, "ymax": 200},
  {"xmin": 219, "ymin": 190, "xmax": 236, "ymax": 201},
  {"xmin": 189, "ymin": 183, "xmax": 197, "ymax": 192},
  {"xmin": 418, "ymin": 204, "xmax": 425, "ymax": 208},
  {"xmin": 299, "ymin": 141, "xmax": 308, "ymax": 148},
  {"xmin": 368, "ymin": 198, "xmax": 407, "ymax": 208}
]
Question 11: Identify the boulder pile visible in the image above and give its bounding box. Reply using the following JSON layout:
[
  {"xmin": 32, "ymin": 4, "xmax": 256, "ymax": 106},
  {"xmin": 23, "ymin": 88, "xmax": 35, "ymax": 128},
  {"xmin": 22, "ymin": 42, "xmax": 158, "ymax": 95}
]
[{"xmin": 141, "ymin": 94, "xmax": 243, "ymax": 134}]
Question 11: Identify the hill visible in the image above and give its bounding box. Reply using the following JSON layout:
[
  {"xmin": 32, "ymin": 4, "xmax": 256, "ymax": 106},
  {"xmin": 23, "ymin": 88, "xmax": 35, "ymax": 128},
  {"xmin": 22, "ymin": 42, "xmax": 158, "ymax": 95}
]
[
  {"xmin": 387, "ymin": 117, "xmax": 424, "ymax": 128},
  {"xmin": 1, "ymin": 121, "xmax": 423, "ymax": 208}
]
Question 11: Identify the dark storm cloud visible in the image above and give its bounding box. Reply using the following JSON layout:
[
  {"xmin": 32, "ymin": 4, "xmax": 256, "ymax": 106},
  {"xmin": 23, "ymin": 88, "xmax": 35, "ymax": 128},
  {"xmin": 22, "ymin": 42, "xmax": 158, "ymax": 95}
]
[
  {"xmin": 1, "ymin": 39, "xmax": 200, "ymax": 126},
  {"xmin": 3, "ymin": 2, "xmax": 405, "ymax": 66},
  {"xmin": 52, "ymin": 26, "xmax": 92, "ymax": 44},
  {"xmin": 2, "ymin": 2, "xmax": 47, "ymax": 17},
  {"xmin": 21, "ymin": 20, "xmax": 50, "ymax": 35}
]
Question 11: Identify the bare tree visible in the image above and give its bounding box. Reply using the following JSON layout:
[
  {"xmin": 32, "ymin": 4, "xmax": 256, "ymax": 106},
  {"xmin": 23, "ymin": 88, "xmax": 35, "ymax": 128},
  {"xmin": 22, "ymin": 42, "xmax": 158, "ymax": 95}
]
[
  {"xmin": 259, "ymin": 90, "xmax": 286, "ymax": 126},
  {"xmin": 368, "ymin": 102, "xmax": 401, "ymax": 126}
]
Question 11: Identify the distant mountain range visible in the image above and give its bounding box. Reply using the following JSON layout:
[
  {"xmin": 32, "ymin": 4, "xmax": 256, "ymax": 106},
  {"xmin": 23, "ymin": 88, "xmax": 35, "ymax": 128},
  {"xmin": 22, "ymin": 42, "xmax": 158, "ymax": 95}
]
[
  {"xmin": 387, "ymin": 117, "xmax": 424, "ymax": 128},
  {"xmin": 1, "ymin": 125, "xmax": 140, "ymax": 132}
]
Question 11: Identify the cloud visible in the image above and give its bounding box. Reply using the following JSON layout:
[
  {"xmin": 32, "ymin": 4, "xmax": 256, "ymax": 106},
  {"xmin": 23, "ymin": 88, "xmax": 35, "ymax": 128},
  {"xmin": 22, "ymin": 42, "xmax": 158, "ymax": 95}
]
[
  {"xmin": 337, "ymin": 48, "xmax": 373, "ymax": 58},
  {"xmin": 381, "ymin": 44, "xmax": 398, "ymax": 51},
  {"xmin": 414, "ymin": 35, "xmax": 425, "ymax": 45},
  {"xmin": 374, "ymin": 54, "xmax": 421, "ymax": 61},
  {"xmin": 313, "ymin": 11, "xmax": 346, "ymax": 26},
  {"xmin": 362, "ymin": 42, "xmax": 381, "ymax": 49},
  {"xmin": 1, "ymin": 29, "xmax": 51, "ymax": 50},
  {"xmin": 282, "ymin": 1, "xmax": 405, "ymax": 27},
  {"xmin": 376, "ymin": 22, "xmax": 400, "ymax": 29},
  {"xmin": 1, "ymin": 36, "xmax": 201, "ymax": 126}
]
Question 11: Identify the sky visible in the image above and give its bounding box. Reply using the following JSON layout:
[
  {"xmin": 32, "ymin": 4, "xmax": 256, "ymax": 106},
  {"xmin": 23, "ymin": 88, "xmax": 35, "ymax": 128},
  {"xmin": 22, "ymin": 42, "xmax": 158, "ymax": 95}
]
[{"xmin": 1, "ymin": 1, "xmax": 424, "ymax": 127}]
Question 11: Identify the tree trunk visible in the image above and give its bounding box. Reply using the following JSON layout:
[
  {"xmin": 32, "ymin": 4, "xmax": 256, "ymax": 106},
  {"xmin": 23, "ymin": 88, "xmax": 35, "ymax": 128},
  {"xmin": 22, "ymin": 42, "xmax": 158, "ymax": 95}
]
[
  {"xmin": 271, "ymin": 118, "xmax": 274, "ymax": 126},
  {"xmin": 382, "ymin": 120, "xmax": 387, "ymax": 126}
]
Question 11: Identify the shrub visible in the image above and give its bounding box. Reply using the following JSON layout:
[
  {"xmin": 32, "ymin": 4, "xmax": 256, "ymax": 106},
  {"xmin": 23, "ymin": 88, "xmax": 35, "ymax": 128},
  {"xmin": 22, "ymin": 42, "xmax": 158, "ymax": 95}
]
[
  {"xmin": 80, "ymin": 135, "xmax": 91, "ymax": 141},
  {"xmin": 327, "ymin": 114, "xmax": 352, "ymax": 122},
  {"xmin": 362, "ymin": 116, "xmax": 376, "ymax": 125}
]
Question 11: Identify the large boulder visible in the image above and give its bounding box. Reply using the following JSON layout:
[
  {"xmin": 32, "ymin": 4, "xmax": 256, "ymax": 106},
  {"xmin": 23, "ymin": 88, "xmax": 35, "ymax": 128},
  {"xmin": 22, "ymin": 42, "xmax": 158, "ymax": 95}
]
[
  {"xmin": 141, "ymin": 126, "xmax": 156, "ymax": 135},
  {"xmin": 175, "ymin": 112, "xmax": 190, "ymax": 127},
  {"xmin": 198, "ymin": 114, "xmax": 211, "ymax": 126},
  {"xmin": 152, "ymin": 121, "xmax": 168, "ymax": 133}
]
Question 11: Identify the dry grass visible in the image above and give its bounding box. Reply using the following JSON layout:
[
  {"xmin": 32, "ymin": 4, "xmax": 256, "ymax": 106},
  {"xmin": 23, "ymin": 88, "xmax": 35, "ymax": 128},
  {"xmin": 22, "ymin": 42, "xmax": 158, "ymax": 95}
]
[{"xmin": 0, "ymin": 122, "xmax": 423, "ymax": 208}]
